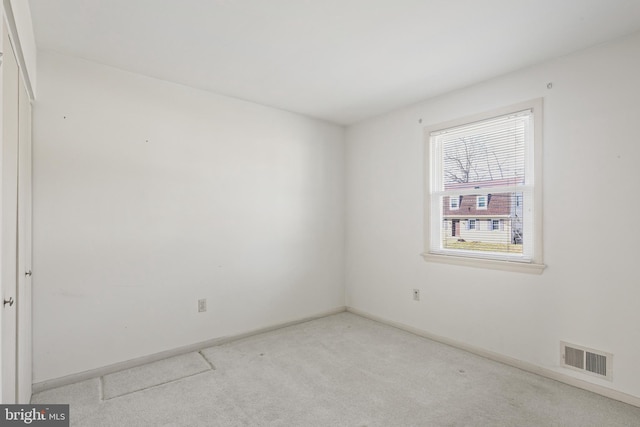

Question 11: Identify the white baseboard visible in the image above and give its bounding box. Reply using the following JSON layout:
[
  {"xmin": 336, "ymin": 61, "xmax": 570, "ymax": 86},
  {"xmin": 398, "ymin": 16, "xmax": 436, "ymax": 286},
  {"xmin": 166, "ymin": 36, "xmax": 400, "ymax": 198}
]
[
  {"xmin": 32, "ymin": 306, "xmax": 347, "ymax": 394},
  {"xmin": 347, "ymin": 307, "xmax": 640, "ymax": 408}
]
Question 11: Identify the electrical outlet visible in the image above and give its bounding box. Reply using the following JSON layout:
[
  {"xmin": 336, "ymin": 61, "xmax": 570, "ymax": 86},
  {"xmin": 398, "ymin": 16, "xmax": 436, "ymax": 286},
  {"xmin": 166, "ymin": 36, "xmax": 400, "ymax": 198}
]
[
  {"xmin": 413, "ymin": 289, "xmax": 420, "ymax": 301},
  {"xmin": 198, "ymin": 298, "xmax": 207, "ymax": 312}
]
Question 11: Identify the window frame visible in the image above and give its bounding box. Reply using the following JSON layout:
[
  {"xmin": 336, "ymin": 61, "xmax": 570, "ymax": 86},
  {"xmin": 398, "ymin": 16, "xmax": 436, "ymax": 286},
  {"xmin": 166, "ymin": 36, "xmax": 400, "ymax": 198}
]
[{"xmin": 422, "ymin": 99, "xmax": 545, "ymax": 274}]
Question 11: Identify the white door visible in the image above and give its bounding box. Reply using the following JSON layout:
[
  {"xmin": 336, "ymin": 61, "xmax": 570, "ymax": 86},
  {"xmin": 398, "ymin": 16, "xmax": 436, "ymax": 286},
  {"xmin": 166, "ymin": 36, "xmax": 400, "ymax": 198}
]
[
  {"xmin": 16, "ymin": 70, "xmax": 32, "ymax": 404},
  {"xmin": 1, "ymin": 19, "xmax": 20, "ymax": 404}
]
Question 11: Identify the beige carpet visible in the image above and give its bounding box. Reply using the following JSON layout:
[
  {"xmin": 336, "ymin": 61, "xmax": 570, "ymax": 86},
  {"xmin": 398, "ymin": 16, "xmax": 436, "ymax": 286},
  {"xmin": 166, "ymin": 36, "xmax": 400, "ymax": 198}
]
[
  {"xmin": 102, "ymin": 352, "xmax": 213, "ymax": 399},
  {"xmin": 32, "ymin": 313, "xmax": 640, "ymax": 426}
]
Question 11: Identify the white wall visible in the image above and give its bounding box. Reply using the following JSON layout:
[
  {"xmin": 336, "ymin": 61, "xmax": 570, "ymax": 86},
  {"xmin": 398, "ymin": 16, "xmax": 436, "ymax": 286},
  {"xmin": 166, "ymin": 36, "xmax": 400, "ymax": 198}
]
[
  {"xmin": 346, "ymin": 32, "xmax": 640, "ymax": 399},
  {"xmin": 32, "ymin": 51, "xmax": 345, "ymax": 383}
]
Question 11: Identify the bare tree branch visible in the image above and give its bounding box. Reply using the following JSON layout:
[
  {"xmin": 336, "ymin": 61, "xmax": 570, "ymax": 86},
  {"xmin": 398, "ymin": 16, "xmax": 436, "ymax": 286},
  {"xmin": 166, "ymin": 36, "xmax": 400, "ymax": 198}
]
[
  {"xmin": 443, "ymin": 136, "xmax": 506, "ymax": 184},
  {"xmin": 491, "ymin": 152, "xmax": 504, "ymax": 179}
]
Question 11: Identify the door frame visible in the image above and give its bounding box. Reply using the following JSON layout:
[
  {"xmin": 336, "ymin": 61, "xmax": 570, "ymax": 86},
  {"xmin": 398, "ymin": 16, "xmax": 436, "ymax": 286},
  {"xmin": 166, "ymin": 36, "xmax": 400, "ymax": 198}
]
[
  {"xmin": 1, "ymin": 13, "xmax": 20, "ymax": 403},
  {"xmin": 1, "ymin": 10, "xmax": 33, "ymax": 404}
]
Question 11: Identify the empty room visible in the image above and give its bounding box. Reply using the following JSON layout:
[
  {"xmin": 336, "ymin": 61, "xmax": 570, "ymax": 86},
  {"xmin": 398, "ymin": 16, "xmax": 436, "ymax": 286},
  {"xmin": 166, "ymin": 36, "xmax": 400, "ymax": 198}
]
[{"xmin": 2, "ymin": 0, "xmax": 640, "ymax": 425}]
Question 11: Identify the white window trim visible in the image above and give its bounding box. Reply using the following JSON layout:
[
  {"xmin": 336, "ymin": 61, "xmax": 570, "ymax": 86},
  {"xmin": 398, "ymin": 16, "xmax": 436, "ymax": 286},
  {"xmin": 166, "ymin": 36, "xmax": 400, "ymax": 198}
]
[{"xmin": 422, "ymin": 99, "xmax": 545, "ymax": 274}]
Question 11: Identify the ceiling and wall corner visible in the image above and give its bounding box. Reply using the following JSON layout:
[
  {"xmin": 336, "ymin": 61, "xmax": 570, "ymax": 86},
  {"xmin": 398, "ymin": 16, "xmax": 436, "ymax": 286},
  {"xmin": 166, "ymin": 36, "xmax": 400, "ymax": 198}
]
[{"xmin": 27, "ymin": 0, "xmax": 640, "ymax": 125}]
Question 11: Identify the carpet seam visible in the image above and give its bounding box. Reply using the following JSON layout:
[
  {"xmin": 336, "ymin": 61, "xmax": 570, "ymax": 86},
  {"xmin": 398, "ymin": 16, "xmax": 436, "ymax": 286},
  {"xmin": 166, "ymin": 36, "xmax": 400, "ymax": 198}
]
[
  {"xmin": 198, "ymin": 350, "xmax": 216, "ymax": 370},
  {"xmin": 102, "ymin": 368, "xmax": 214, "ymax": 401}
]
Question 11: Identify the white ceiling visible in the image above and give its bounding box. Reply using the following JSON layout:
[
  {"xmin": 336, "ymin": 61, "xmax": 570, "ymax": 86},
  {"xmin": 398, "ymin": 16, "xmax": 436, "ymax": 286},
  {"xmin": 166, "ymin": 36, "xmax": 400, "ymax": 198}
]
[{"xmin": 28, "ymin": 0, "xmax": 640, "ymax": 125}]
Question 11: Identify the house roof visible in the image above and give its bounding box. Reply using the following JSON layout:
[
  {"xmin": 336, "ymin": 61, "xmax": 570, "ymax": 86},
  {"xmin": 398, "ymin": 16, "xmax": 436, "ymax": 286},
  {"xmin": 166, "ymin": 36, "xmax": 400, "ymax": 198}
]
[{"xmin": 444, "ymin": 193, "xmax": 513, "ymax": 218}]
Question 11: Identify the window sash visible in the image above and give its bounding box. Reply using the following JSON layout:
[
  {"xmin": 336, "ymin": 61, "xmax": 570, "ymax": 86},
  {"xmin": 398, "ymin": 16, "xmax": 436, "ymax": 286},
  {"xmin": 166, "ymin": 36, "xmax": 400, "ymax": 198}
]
[{"xmin": 429, "ymin": 109, "xmax": 533, "ymax": 192}]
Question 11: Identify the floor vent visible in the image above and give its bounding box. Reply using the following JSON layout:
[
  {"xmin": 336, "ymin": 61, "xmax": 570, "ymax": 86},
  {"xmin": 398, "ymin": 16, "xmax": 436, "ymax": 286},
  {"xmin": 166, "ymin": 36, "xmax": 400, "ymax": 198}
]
[{"xmin": 561, "ymin": 342, "xmax": 612, "ymax": 381}]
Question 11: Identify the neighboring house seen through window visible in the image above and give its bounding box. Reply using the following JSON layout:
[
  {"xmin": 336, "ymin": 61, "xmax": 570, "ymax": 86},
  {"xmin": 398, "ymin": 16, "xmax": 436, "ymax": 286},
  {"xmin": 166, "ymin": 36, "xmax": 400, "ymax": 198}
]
[{"xmin": 423, "ymin": 99, "xmax": 545, "ymax": 273}]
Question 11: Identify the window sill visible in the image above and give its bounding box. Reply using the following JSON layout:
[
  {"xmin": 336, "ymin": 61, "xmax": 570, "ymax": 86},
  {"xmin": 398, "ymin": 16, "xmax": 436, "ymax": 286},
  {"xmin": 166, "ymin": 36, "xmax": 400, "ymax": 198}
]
[{"xmin": 421, "ymin": 252, "xmax": 546, "ymax": 274}]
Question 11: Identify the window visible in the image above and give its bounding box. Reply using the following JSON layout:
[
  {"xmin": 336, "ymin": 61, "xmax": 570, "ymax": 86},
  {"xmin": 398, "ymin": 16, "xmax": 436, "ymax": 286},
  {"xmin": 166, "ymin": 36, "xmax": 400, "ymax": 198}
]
[
  {"xmin": 449, "ymin": 196, "xmax": 460, "ymax": 210},
  {"xmin": 423, "ymin": 99, "xmax": 544, "ymax": 273},
  {"xmin": 476, "ymin": 195, "xmax": 487, "ymax": 209}
]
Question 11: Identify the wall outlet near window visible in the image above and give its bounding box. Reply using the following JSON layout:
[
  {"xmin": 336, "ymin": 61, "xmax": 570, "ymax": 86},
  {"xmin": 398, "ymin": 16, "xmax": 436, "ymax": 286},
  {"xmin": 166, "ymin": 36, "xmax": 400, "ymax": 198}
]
[
  {"xmin": 198, "ymin": 298, "xmax": 207, "ymax": 312},
  {"xmin": 413, "ymin": 289, "xmax": 420, "ymax": 301}
]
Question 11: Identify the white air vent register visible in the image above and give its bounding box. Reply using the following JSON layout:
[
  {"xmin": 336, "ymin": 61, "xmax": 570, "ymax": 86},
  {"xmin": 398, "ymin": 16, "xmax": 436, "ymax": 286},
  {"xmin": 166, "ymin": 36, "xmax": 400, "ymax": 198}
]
[{"xmin": 561, "ymin": 341, "xmax": 612, "ymax": 381}]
